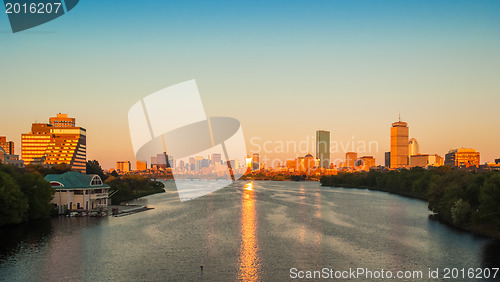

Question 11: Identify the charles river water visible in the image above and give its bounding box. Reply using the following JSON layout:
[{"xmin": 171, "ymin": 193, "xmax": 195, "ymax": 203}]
[{"xmin": 0, "ymin": 181, "xmax": 499, "ymax": 281}]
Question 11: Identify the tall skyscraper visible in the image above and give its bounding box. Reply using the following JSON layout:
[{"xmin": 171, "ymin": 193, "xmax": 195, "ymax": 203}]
[
  {"xmin": 316, "ymin": 130, "xmax": 330, "ymax": 169},
  {"xmin": 390, "ymin": 118, "xmax": 409, "ymax": 169},
  {"xmin": 22, "ymin": 114, "xmax": 86, "ymax": 173},
  {"xmin": 408, "ymin": 138, "xmax": 420, "ymax": 156}
]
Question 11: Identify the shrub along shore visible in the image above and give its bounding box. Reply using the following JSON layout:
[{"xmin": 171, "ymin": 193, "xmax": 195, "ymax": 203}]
[{"xmin": 320, "ymin": 167, "xmax": 500, "ymax": 239}]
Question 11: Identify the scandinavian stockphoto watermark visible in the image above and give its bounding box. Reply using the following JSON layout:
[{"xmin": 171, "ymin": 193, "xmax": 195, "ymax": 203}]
[
  {"xmin": 128, "ymin": 80, "xmax": 247, "ymax": 202},
  {"xmin": 249, "ymin": 135, "xmax": 379, "ymax": 168},
  {"xmin": 289, "ymin": 267, "xmax": 500, "ymax": 280},
  {"xmin": 3, "ymin": 0, "xmax": 79, "ymax": 33}
]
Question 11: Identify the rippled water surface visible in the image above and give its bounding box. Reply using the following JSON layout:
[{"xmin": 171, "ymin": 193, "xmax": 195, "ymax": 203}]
[{"xmin": 0, "ymin": 181, "xmax": 499, "ymax": 281}]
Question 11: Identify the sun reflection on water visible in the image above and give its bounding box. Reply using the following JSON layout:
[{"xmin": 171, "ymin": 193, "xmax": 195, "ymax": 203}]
[{"xmin": 237, "ymin": 181, "xmax": 260, "ymax": 281}]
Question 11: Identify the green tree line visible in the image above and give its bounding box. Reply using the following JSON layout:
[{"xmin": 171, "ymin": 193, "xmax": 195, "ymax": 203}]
[
  {"xmin": 105, "ymin": 175, "xmax": 165, "ymax": 204},
  {"xmin": 321, "ymin": 167, "xmax": 500, "ymax": 236},
  {"xmin": 0, "ymin": 164, "xmax": 55, "ymax": 226}
]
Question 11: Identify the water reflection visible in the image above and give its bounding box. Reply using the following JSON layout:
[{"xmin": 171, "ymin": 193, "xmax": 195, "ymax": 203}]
[
  {"xmin": 482, "ymin": 240, "xmax": 500, "ymax": 268},
  {"xmin": 237, "ymin": 181, "xmax": 260, "ymax": 281},
  {"xmin": 1, "ymin": 182, "xmax": 499, "ymax": 281},
  {"xmin": 0, "ymin": 218, "xmax": 52, "ymax": 261}
]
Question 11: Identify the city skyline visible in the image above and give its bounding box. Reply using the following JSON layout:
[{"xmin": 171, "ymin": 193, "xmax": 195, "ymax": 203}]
[
  {"xmin": 1, "ymin": 1, "xmax": 499, "ymax": 169},
  {"xmin": 1, "ymin": 113, "xmax": 499, "ymax": 170}
]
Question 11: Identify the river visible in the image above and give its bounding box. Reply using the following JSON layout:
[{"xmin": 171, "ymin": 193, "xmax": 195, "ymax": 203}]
[{"xmin": 0, "ymin": 181, "xmax": 498, "ymax": 281}]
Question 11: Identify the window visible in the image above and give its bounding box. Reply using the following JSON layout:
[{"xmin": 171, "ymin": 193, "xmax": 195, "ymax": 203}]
[{"xmin": 91, "ymin": 176, "xmax": 102, "ymax": 186}]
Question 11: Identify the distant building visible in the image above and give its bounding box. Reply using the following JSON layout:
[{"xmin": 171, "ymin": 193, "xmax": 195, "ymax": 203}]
[
  {"xmin": 410, "ymin": 154, "xmax": 443, "ymax": 168},
  {"xmin": 0, "ymin": 147, "xmax": 24, "ymax": 167},
  {"xmin": 357, "ymin": 156, "xmax": 375, "ymax": 170},
  {"xmin": 496, "ymin": 158, "xmax": 500, "ymax": 165},
  {"xmin": 286, "ymin": 159, "xmax": 297, "ymax": 171},
  {"xmin": 136, "ymin": 160, "xmax": 147, "ymax": 171},
  {"xmin": 408, "ymin": 138, "xmax": 420, "ymax": 156},
  {"xmin": 49, "ymin": 114, "xmax": 75, "ymax": 127},
  {"xmin": 21, "ymin": 114, "xmax": 86, "ymax": 173},
  {"xmin": 427, "ymin": 154, "xmax": 444, "ymax": 167},
  {"xmin": 45, "ymin": 171, "xmax": 109, "ymax": 214},
  {"xmin": 385, "ymin": 152, "xmax": 391, "ymax": 167},
  {"xmin": 195, "ymin": 156, "xmax": 204, "ymax": 171},
  {"xmin": 445, "ymin": 148, "xmax": 480, "ymax": 168},
  {"xmin": 117, "ymin": 161, "xmax": 131, "ymax": 172},
  {"xmin": 252, "ymin": 153, "xmax": 260, "ymax": 171},
  {"xmin": 178, "ymin": 160, "xmax": 186, "ymax": 170},
  {"xmin": 285, "ymin": 154, "xmax": 315, "ymax": 173},
  {"xmin": 168, "ymin": 155, "xmax": 175, "ymax": 169},
  {"xmin": 345, "ymin": 152, "xmax": 357, "ymax": 168},
  {"xmin": 155, "ymin": 152, "xmax": 169, "ymax": 168},
  {"xmin": 210, "ymin": 153, "xmax": 222, "ymax": 165},
  {"xmin": 245, "ymin": 155, "xmax": 252, "ymax": 168},
  {"xmin": 390, "ymin": 118, "xmax": 409, "ymax": 168},
  {"xmin": 304, "ymin": 153, "xmax": 315, "ymax": 174},
  {"xmin": 229, "ymin": 159, "xmax": 240, "ymax": 170},
  {"xmin": 316, "ymin": 130, "xmax": 330, "ymax": 169},
  {"xmin": 0, "ymin": 136, "xmax": 14, "ymax": 155}
]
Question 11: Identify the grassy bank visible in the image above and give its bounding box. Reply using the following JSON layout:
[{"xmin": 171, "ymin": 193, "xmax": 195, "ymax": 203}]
[{"xmin": 320, "ymin": 167, "xmax": 500, "ymax": 239}]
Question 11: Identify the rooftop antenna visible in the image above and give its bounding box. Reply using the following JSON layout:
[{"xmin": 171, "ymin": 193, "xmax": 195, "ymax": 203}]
[{"xmin": 399, "ymin": 113, "xmax": 401, "ymax": 122}]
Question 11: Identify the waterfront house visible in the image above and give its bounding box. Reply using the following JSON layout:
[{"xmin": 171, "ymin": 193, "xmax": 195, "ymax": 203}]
[{"xmin": 45, "ymin": 171, "xmax": 110, "ymax": 214}]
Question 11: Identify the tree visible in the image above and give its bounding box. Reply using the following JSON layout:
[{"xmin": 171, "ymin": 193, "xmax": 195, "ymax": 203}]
[
  {"xmin": 451, "ymin": 199, "xmax": 472, "ymax": 226},
  {"xmin": 25, "ymin": 163, "xmax": 72, "ymax": 176},
  {"xmin": 0, "ymin": 171, "xmax": 29, "ymax": 225},
  {"xmin": 15, "ymin": 172, "xmax": 55, "ymax": 220},
  {"xmin": 86, "ymin": 160, "xmax": 107, "ymax": 180},
  {"xmin": 479, "ymin": 174, "xmax": 500, "ymax": 227}
]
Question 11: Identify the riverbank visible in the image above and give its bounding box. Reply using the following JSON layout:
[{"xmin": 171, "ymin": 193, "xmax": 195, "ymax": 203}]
[
  {"xmin": 320, "ymin": 168, "xmax": 500, "ymax": 240},
  {"xmin": 240, "ymin": 174, "xmax": 320, "ymax": 181},
  {"xmin": 106, "ymin": 175, "xmax": 165, "ymax": 204}
]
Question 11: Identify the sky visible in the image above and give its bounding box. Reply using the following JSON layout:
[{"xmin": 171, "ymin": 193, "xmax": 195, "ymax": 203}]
[{"xmin": 1, "ymin": 0, "xmax": 499, "ymax": 169}]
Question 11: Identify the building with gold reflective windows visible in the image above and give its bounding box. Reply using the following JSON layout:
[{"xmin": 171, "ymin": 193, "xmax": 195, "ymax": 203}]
[
  {"xmin": 357, "ymin": 156, "xmax": 376, "ymax": 170},
  {"xmin": 0, "ymin": 136, "xmax": 14, "ymax": 155},
  {"xmin": 345, "ymin": 152, "xmax": 357, "ymax": 168},
  {"xmin": 390, "ymin": 118, "xmax": 409, "ymax": 169},
  {"xmin": 50, "ymin": 113, "xmax": 76, "ymax": 127},
  {"xmin": 21, "ymin": 114, "xmax": 86, "ymax": 173},
  {"xmin": 445, "ymin": 148, "xmax": 480, "ymax": 168},
  {"xmin": 117, "ymin": 161, "xmax": 131, "ymax": 172},
  {"xmin": 136, "ymin": 160, "xmax": 147, "ymax": 171}
]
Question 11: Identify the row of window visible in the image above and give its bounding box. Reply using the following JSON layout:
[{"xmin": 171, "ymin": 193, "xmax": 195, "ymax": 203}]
[
  {"xmin": 22, "ymin": 143, "xmax": 50, "ymax": 147},
  {"xmin": 59, "ymin": 189, "xmax": 108, "ymax": 195},
  {"xmin": 21, "ymin": 136, "xmax": 51, "ymax": 139}
]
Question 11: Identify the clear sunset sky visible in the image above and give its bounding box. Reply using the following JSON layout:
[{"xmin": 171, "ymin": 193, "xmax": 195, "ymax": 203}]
[{"xmin": 1, "ymin": 0, "xmax": 499, "ymax": 169}]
